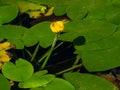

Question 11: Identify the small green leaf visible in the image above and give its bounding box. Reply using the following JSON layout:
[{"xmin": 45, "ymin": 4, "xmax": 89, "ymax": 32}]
[
  {"xmin": 0, "ymin": 4, "xmax": 18, "ymax": 25},
  {"xmin": 64, "ymin": 72, "xmax": 118, "ymax": 90},
  {"xmin": 0, "ymin": 25, "xmax": 28, "ymax": 49},
  {"xmin": 30, "ymin": 78, "xmax": 75, "ymax": 90},
  {"xmin": 2, "ymin": 58, "xmax": 34, "ymax": 81},
  {"xmin": 0, "ymin": 73, "xmax": 10, "ymax": 90},
  {"xmin": 19, "ymin": 74, "xmax": 55, "ymax": 88}
]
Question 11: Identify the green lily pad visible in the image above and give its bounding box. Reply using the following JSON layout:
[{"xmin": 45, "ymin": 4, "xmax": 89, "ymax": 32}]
[
  {"xmin": 0, "ymin": 25, "xmax": 28, "ymax": 49},
  {"xmin": 0, "ymin": 4, "xmax": 18, "ymax": 25},
  {"xmin": 75, "ymin": 25, "xmax": 120, "ymax": 71},
  {"xmin": 66, "ymin": 0, "xmax": 112, "ymax": 21},
  {"xmin": 0, "ymin": 74, "xmax": 10, "ymax": 90},
  {"xmin": 86, "ymin": 5, "xmax": 120, "ymax": 25},
  {"xmin": 30, "ymin": 78, "xmax": 75, "ymax": 90},
  {"xmin": 59, "ymin": 20, "xmax": 117, "ymax": 42},
  {"xmin": 2, "ymin": 58, "xmax": 34, "ymax": 81},
  {"xmin": 23, "ymin": 22, "xmax": 54, "ymax": 48},
  {"xmin": 19, "ymin": 74, "xmax": 55, "ymax": 88},
  {"xmin": 64, "ymin": 72, "xmax": 118, "ymax": 90}
]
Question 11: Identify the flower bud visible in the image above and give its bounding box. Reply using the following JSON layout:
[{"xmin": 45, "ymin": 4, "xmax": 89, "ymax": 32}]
[{"xmin": 50, "ymin": 21, "xmax": 64, "ymax": 33}]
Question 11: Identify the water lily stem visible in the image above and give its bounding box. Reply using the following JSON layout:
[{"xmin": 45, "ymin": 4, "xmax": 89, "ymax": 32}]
[
  {"xmin": 73, "ymin": 55, "xmax": 81, "ymax": 66},
  {"xmin": 55, "ymin": 63, "xmax": 83, "ymax": 75},
  {"xmin": 31, "ymin": 43, "xmax": 39, "ymax": 62},
  {"xmin": 38, "ymin": 42, "xmax": 64, "ymax": 63},
  {"xmin": 40, "ymin": 34, "xmax": 58, "ymax": 70}
]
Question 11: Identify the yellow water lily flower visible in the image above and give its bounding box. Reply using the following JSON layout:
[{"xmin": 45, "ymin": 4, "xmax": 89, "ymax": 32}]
[{"xmin": 50, "ymin": 21, "xmax": 64, "ymax": 33}]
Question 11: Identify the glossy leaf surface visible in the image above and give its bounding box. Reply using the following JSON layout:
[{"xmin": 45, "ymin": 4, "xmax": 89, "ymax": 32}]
[
  {"xmin": 0, "ymin": 25, "xmax": 27, "ymax": 49},
  {"xmin": 23, "ymin": 22, "xmax": 54, "ymax": 48},
  {"xmin": 2, "ymin": 58, "xmax": 34, "ymax": 81},
  {"xmin": 0, "ymin": 74, "xmax": 10, "ymax": 90},
  {"xmin": 0, "ymin": 4, "xmax": 18, "ymax": 25},
  {"xmin": 64, "ymin": 72, "xmax": 118, "ymax": 90},
  {"xmin": 30, "ymin": 78, "xmax": 75, "ymax": 90},
  {"xmin": 19, "ymin": 74, "xmax": 55, "ymax": 88}
]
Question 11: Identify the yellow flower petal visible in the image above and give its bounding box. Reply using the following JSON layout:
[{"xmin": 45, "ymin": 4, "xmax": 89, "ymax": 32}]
[
  {"xmin": 0, "ymin": 51, "xmax": 11, "ymax": 62},
  {"xmin": 0, "ymin": 42, "xmax": 10, "ymax": 50},
  {"xmin": 29, "ymin": 12, "xmax": 41, "ymax": 18},
  {"xmin": 9, "ymin": 80, "xmax": 14, "ymax": 86},
  {"xmin": 0, "ymin": 42, "xmax": 15, "ymax": 51},
  {"xmin": 44, "ymin": 7, "xmax": 54, "ymax": 16},
  {"xmin": 0, "ymin": 63, "xmax": 3, "ymax": 69},
  {"xmin": 50, "ymin": 21, "xmax": 64, "ymax": 33}
]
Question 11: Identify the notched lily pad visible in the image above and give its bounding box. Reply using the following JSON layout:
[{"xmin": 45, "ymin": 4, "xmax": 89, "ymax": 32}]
[
  {"xmin": 75, "ymin": 26, "xmax": 120, "ymax": 71},
  {"xmin": 2, "ymin": 58, "xmax": 34, "ymax": 81},
  {"xmin": 30, "ymin": 78, "xmax": 75, "ymax": 90}
]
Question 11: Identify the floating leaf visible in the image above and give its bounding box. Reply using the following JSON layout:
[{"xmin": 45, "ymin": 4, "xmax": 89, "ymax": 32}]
[
  {"xmin": 0, "ymin": 73, "xmax": 10, "ymax": 90},
  {"xmin": 23, "ymin": 22, "xmax": 54, "ymax": 48},
  {"xmin": 64, "ymin": 72, "xmax": 118, "ymax": 90},
  {"xmin": 0, "ymin": 25, "xmax": 28, "ymax": 49},
  {"xmin": 59, "ymin": 20, "xmax": 117, "ymax": 42},
  {"xmin": 30, "ymin": 78, "xmax": 75, "ymax": 90},
  {"xmin": 0, "ymin": 0, "xmax": 47, "ymax": 18},
  {"xmin": 66, "ymin": 0, "xmax": 112, "ymax": 21},
  {"xmin": 0, "ymin": 4, "xmax": 18, "ymax": 25},
  {"xmin": 86, "ymin": 5, "xmax": 120, "ymax": 25},
  {"xmin": 19, "ymin": 74, "xmax": 55, "ymax": 88},
  {"xmin": 75, "ymin": 25, "xmax": 120, "ymax": 71},
  {"xmin": 2, "ymin": 58, "xmax": 34, "ymax": 81}
]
